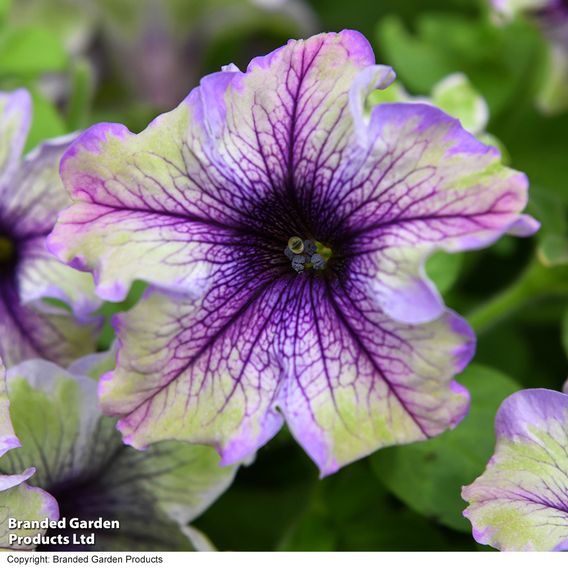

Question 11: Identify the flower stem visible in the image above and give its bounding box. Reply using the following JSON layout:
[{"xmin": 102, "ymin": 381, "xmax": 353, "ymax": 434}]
[{"xmin": 467, "ymin": 258, "xmax": 568, "ymax": 333}]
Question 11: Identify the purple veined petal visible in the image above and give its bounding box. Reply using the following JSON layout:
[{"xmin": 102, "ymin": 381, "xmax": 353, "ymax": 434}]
[
  {"xmin": 101, "ymin": 280, "xmax": 288, "ymax": 462},
  {"xmin": 0, "ymin": 358, "xmax": 20, "ymax": 459},
  {"xmin": 333, "ymin": 103, "xmax": 531, "ymax": 323},
  {"xmin": 0, "ymin": 90, "xmax": 31, "ymax": 191},
  {"xmin": 4, "ymin": 131, "xmax": 101, "ymax": 320},
  {"xmin": 462, "ymin": 388, "xmax": 568, "ymax": 551},
  {"xmin": 47, "ymin": 108, "xmax": 260, "ymax": 301},
  {"xmin": 3, "ymin": 133, "xmax": 78, "ymax": 239},
  {"xmin": 279, "ymin": 276, "xmax": 474, "ymax": 475},
  {"xmin": 49, "ymin": 201, "xmax": 258, "ymax": 303},
  {"xmin": 0, "ymin": 120, "xmax": 101, "ymax": 366},
  {"xmin": 101, "ymin": 265, "xmax": 474, "ymax": 476}
]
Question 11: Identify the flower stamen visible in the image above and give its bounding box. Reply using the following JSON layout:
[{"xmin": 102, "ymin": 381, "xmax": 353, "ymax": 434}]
[
  {"xmin": 288, "ymin": 236, "xmax": 304, "ymax": 254},
  {"xmin": 284, "ymin": 238, "xmax": 332, "ymax": 273}
]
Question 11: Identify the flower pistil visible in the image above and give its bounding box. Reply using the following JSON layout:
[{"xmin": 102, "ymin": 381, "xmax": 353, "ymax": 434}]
[{"xmin": 285, "ymin": 237, "xmax": 332, "ymax": 273}]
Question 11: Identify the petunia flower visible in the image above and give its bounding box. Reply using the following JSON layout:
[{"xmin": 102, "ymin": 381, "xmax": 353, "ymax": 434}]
[
  {"xmin": 0, "ymin": 89, "xmax": 100, "ymax": 367},
  {"xmin": 49, "ymin": 30, "xmax": 535, "ymax": 475},
  {"xmin": 462, "ymin": 388, "xmax": 568, "ymax": 551},
  {"xmin": 0, "ymin": 352, "xmax": 237, "ymax": 551},
  {"xmin": 0, "ymin": 357, "xmax": 59, "ymax": 551},
  {"xmin": 491, "ymin": 0, "xmax": 568, "ymax": 113}
]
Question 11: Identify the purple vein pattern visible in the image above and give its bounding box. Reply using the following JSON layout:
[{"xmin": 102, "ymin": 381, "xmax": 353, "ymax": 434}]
[
  {"xmin": 0, "ymin": 89, "xmax": 101, "ymax": 367},
  {"xmin": 49, "ymin": 31, "xmax": 535, "ymax": 475},
  {"xmin": 463, "ymin": 388, "xmax": 568, "ymax": 551}
]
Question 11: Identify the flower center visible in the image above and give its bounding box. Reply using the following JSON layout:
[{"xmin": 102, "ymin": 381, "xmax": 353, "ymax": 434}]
[
  {"xmin": 284, "ymin": 236, "xmax": 332, "ymax": 273},
  {"xmin": 0, "ymin": 235, "xmax": 15, "ymax": 265},
  {"xmin": 0, "ymin": 234, "xmax": 17, "ymax": 278}
]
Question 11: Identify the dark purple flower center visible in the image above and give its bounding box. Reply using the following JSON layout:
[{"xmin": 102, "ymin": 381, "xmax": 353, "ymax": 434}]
[
  {"xmin": 0, "ymin": 232, "xmax": 18, "ymax": 280},
  {"xmin": 37, "ymin": 476, "xmax": 118, "ymax": 551},
  {"xmin": 241, "ymin": 190, "xmax": 351, "ymax": 280}
]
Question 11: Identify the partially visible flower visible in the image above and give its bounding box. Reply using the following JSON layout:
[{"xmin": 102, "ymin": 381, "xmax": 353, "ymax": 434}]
[
  {"xmin": 50, "ymin": 31, "xmax": 535, "ymax": 475},
  {"xmin": 462, "ymin": 388, "xmax": 568, "ymax": 551},
  {"xmin": 97, "ymin": 0, "xmax": 319, "ymax": 110},
  {"xmin": 491, "ymin": 0, "xmax": 568, "ymax": 113},
  {"xmin": 0, "ymin": 352, "xmax": 237, "ymax": 551},
  {"xmin": 0, "ymin": 357, "xmax": 59, "ymax": 551},
  {"xmin": 0, "ymin": 89, "xmax": 100, "ymax": 367}
]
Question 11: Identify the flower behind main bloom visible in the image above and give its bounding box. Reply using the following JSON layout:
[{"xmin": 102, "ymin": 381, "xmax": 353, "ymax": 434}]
[
  {"xmin": 462, "ymin": 388, "xmax": 568, "ymax": 551},
  {"xmin": 492, "ymin": 0, "xmax": 568, "ymax": 113},
  {"xmin": 49, "ymin": 30, "xmax": 536, "ymax": 475},
  {"xmin": 0, "ymin": 352, "xmax": 237, "ymax": 551},
  {"xmin": 0, "ymin": 89, "xmax": 101, "ymax": 367}
]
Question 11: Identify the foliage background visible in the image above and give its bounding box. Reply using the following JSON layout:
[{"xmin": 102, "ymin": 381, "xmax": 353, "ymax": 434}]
[{"xmin": 2, "ymin": 0, "xmax": 567, "ymax": 551}]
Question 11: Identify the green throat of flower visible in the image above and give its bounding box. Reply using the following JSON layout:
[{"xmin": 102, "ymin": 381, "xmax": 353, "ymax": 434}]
[
  {"xmin": 0, "ymin": 235, "xmax": 15, "ymax": 265},
  {"xmin": 285, "ymin": 236, "xmax": 332, "ymax": 273}
]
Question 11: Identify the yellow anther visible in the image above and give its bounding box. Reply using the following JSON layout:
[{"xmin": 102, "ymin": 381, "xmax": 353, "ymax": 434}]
[{"xmin": 288, "ymin": 236, "xmax": 304, "ymax": 254}]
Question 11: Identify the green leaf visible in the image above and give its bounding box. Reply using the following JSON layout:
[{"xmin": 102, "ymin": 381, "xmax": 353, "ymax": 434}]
[
  {"xmin": 528, "ymin": 190, "xmax": 568, "ymax": 267},
  {"xmin": 377, "ymin": 16, "xmax": 454, "ymax": 93},
  {"xmin": 370, "ymin": 364, "xmax": 520, "ymax": 532},
  {"xmin": 0, "ymin": 0, "xmax": 11, "ymax": 27},
  {"xmin": 280, "ymin": 461, "xmax": 474, "ymax": 551},
  {"xmin": 24, "ymin": 90, "xmax": 67, "ymax": 154},
  {"xmin": 0, "ymin": 26, "xmax": 68, "ymax": 76},
  {"xmin": 66, "ymin": 58, "xmax": 94, "ymax": 131},
  {"xmin": 195, "ymin": 432, "xmax": 316, "ymax": 551},
  {"xmin": 376, "ymin": 14, "xmax": 547, "ymax": 118},
  {"xmin": 431, "ymin": 73, "xmax": 488, "ymax": 133},
  {"xmin": 539, "ymin": 234, "xmax": 568, "ymax": 267},
  {"xmin": 96, "ymin": 280, "xmax": 147, "ymax": 351}
]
